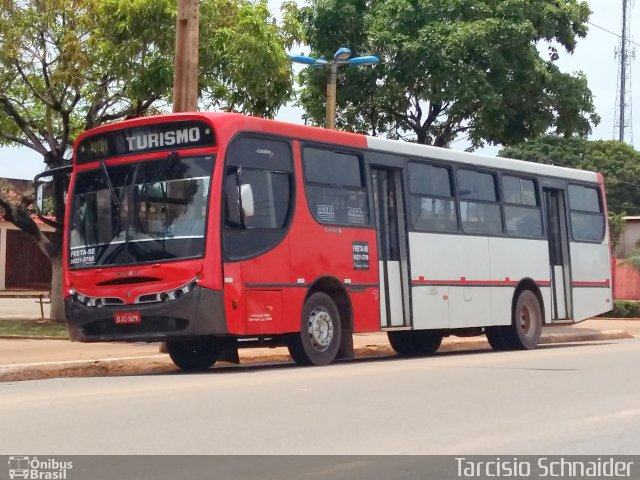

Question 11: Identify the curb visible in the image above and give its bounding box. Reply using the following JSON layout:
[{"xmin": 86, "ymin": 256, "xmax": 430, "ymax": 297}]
[
  {"xmin": 0, "ymin": 329, "xmax": 632, "ymax": 383},
  {"xmin": 0, "ymin": 317, "xmax": 48, "ymax": 322},
  {"xmin": 0, "ymin": 335, "xmax": 69, "ymax": 340}
]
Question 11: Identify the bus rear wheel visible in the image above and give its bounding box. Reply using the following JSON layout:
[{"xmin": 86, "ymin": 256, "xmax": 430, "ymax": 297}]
[
  {"xmin": 167, "ymin": 337, "xmax": 219, "ymax": 371},
  {"xmin": 387, "ymin": 330, "xmax": 442, "ymax": 356},
  {"xmin": 485, "ymin": 326, "xmax": 508, "ymax": 351},
  {"xmin": 288, "ymin": 292, "xmax": 342, "ymax": 366},
  {"xmin": 502, "ymin": 289, "xmax": 543, "ymax": 350}
]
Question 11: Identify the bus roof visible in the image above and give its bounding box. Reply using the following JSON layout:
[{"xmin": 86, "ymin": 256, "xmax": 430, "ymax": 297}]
[
  {"xmin": 366, "ymin": 137, "xmax": 598, "ymax": 183},
  {"xmin": 77, "ymin": 111, "xmax": 598, "ymax": 183}
]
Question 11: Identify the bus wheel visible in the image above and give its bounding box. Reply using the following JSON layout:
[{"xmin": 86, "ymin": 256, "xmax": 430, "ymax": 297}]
[
  {"xmin": 388, "ymin": 330, "xmax": 442, "ymax": 356},
  {"xmin": 288, "ymin": 292, "xmax": 342, "ymax": 366},
  {"xmin": 485, "ymin": 326, "xmax": 508, "ymax": 351},
  {"xmin": 416, "ymin": 330, "xmax": 442, "ymax": 355},
  {"xmin": 503, "ymin": 290, "xmax": 543, "ymax": 350},
  {"xmin": 166, "ymin": 338, "xmax": 219, "ymax": 371},
  {"xmin": 388, "ymin": 331, "xmax": 417, "ymax": 355}
]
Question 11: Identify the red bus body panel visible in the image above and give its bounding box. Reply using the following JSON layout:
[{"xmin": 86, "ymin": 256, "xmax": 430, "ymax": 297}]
[{"xmin": 64, "ymin": 112, "xmax": 382, "ymax": 340}]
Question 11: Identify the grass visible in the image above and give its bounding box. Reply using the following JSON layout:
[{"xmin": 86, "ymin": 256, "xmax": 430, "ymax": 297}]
[{"xmin": 0, "ymin": 320, "xmax": 69, "ymax": 338}]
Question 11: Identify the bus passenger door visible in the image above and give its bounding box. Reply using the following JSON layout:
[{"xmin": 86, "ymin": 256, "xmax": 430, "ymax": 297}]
[
  {"xmin": 371, "ymin": 167, "xmax": 411, "ymax": 328},
  {"xmin": 543, "ymin": 189, "xmax": 572, "ymax": 320}
]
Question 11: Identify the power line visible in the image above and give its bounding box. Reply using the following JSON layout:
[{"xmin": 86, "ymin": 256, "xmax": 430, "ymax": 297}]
[{"xmin": 588, "ymin": 21, "xmax": 640, "ymax": 49}]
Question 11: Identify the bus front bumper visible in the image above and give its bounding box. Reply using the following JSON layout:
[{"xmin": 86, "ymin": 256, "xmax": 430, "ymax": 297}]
[{"xmin": 64, "ymin": 286, "xmax": 228, "ymax": 342}]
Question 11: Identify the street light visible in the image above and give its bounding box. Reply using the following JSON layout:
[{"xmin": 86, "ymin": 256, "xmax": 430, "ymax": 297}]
[{"xmin": 290, "ymin": 48, "xmax": 380, "ymax": 130}]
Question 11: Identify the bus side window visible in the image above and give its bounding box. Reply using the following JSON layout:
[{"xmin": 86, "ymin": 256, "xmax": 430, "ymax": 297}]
[
  {"xmin": 502, "ymin": 175, "xmax": 543, "ymax": 238},
  {"xmin": 224, "ymin": 168, "xmax": 291, "ymax": 230},
  {"xmin": 408, "ymin": 162, "xmax": 457, "ymax": 232},
  {"xmin": 223, "ymin": 135, "xmax": 294, "ymax": 260},
  {"xmin": 457, "ymin": 169, "xmax": 502, "ymax": 235},
  {"xmin": 568, "ymin": 184, "xmax": 605, "ymax": 242},
  {"xmin": 224, "ymin": 170, "xmax": 243, "ymax": 228},
  {"xmin": 302, "ymin": 147, "xmax": 369, "ymax": 226}
]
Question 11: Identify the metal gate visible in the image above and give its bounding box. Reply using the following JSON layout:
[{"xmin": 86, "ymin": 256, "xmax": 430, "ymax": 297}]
[{"xmin": 5, "ymin": 229, "xmax": 52, "ymax": 289}]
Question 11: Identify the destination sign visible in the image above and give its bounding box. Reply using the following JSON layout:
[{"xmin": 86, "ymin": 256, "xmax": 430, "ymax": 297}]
[{"xmin": 76, "ymin": 120, "xmax": 216, "ymax": 163}]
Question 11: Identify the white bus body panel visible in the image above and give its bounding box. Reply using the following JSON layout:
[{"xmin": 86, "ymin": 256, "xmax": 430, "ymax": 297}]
[
  {"xmin": 409, "ymin": 233, "xmax": 491, "ymax": 329},
  {"xmin": 553, "ymin": 265, "xmax": 568, "ymax": 319},
  {"xmin": 378, "ymin": 261, "xmax": 388, "ymax": 327},
  {"xmin": 410, "ymin": 233, "xmax": 553, "ymax": 330},
  {"xmin": 385, "ymin": 260, "xmax": 405, "ymax": 327},
  {"xmin": 488, "ymin": 237, "xmax": 552, "ymax": 326},
  {"xmin": 570, "ymin": 242, "xmax": 613, "ymax": 321},
  {"xmin": 365, "ymin": 136, "xmax": 611, "ymax": 328}
]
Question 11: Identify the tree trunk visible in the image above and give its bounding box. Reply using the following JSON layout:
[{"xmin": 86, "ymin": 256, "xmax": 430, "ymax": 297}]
[{"xmin": 49, "ymin": 253, "xmax": 65, "ymax": 323}]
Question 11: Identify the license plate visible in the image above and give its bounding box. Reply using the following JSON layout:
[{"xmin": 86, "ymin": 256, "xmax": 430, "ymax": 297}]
[{"xmin": 114, "ymin": 311, "xmax": 142, "ymax": 325}]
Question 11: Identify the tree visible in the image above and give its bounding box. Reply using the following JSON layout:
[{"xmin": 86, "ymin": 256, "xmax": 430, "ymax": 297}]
[
  {"xmin": 608, "ymin": 211, "xmax": 626, "ymax": 253},
  {"xmin": 500, "ymin": 136, "xmax": 640, "ymax": 215},
  {"xmin": 0, "ymin": 0, "xmax": 296, "ymax": 321},
  {"xmin": 294, "ymin": 0, "xmax": 599, "ymax": 147}
]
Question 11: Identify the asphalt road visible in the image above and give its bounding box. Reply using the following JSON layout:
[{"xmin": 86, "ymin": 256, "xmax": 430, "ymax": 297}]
[{"xmin": 1, "ymin": 338, "xmax": 640, "ymax": 455}]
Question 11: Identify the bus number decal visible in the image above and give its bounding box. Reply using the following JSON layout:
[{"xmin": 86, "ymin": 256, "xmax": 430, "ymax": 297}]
[{"xmin": 352, "ymin": 241, "xmax": 369, "ymax": 271}]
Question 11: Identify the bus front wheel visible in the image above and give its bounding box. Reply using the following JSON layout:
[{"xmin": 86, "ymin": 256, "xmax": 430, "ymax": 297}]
[
  {"xmin": 288, "ymin": 292, "xmax": 342, "ymax": 366},
  {"xmin": 167, "ymin": 337, "xmax": 219, "ymax": 371}
]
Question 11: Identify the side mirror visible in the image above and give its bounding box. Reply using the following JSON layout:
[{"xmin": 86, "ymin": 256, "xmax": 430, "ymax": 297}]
[
  {"xmin": 34, "ymin": 176, "xmax": 53, "ymax": 215},
  {"xmin": 33, "ymin": 164, "xmax": 72, "ymax": 229},
  {"xmin": 36, "ymin": 182, "xmax": 46, "ymax": 212},
  {"xmin": 240, "ymin": 184, "xmax": 254, "ymax": 218}
]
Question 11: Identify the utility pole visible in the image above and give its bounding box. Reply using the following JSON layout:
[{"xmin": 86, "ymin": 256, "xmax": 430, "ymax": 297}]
[
  {"xmin": 326, "ymin": 62, "xmax": 338, "ymax": 130},
  {"xmin": 173, "ymin": 0, "xmax": 199, "ymax": 112},
  {"xmin": 614, "ymin": 0, "xmax": 635, "ymax": 144}
]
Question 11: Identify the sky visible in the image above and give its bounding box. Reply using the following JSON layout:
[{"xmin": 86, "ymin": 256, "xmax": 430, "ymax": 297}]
[{"xmin": 0, "ymin": 0, "xmax": 637, "ymax": 180}]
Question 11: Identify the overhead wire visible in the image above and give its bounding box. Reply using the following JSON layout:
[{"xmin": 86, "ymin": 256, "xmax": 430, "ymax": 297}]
[{"xmin": 587, "ymin": 21, "xmax": 640, "ymax": 49}]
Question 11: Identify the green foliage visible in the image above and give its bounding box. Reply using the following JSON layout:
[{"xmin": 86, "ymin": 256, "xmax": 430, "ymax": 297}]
[
  {"xmin": 622, "ymin": 248, "xmax": 640, "ymax": 274},
  {"xmin": 608, "ymin": 212, "xmax": 626, "ymax": 252},
  {"xmin": 0, "ymin": 0, "xmax": 296, "ymax": 169},
  {"xmin": 293, "ymin": 0, "xmax": 598, "ymax": 146},
  {"xmin": 198, "ymin": 0, "xmax": 295, "ymax": 117},
  {"xmin": 500, "ymin": 136, "xmax": 640, "ymax": 214}
]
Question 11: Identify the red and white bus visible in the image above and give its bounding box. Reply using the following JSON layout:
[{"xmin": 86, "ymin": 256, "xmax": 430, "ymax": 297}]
[{"xmin": 61, "ymin": 112, "xmax": 612, "ymax": 369}]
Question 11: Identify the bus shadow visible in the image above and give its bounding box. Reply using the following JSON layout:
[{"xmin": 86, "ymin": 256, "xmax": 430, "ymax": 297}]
[{"xmin": 135, "ymin": 340, "xmax": 617, "ymax": 379}]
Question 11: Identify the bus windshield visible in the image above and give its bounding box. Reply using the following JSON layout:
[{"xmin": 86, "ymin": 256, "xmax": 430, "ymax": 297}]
[{"xmin": 69, "ymin": 155, "xmax": 213, "ymax": 269}]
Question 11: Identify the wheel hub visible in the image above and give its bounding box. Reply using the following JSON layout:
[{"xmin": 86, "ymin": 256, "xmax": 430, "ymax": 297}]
[
  {"xmin": 308, "ymin": 306, "xmax": 334, "ymax": 351},
  {"xmin": 519, "ymin": 304, "xmax": 533, "ymax": 336}
]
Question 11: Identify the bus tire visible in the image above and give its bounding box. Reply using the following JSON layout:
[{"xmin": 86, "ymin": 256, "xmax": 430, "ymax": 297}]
[
  {"xmin": 485, "ymin": 326, "xmax": 508, "ymax": 351},
  {"xmin": 503, "ymin": 289, "xmax": 543, "ymax": 350},
  {"xmin": 416, "ymin": 330, "xmax": 442, "ymax": 355},
  {"xmin": 387, "ymin": 331, "xmax": 417, "ymax": 356},
  {"xmin": 288, "ymin": 292, "xmax": 342, "ymax": 366},
  {"xmin": 167, "ymin": 337, "xmax": 219, "ymax": 371},
  {"xmin": 388, "ymin": 330, "xmax": 442, "ymax": 356}
]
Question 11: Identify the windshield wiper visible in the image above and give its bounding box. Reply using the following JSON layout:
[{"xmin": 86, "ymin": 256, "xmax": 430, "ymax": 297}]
[
  {"xmin": 148, "ymin": 152, "xmax": 180, "ymax": 188},
  {"xmin": 100, "ymin": 161, "xmax": 120, "ymax": 208}
]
